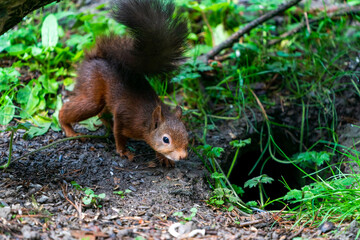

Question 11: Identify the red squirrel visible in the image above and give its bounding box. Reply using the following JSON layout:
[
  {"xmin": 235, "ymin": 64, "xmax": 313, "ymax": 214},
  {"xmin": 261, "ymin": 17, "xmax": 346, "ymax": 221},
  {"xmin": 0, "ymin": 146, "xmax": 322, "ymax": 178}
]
[{"xmin": 59, "ymin": 0, "xmax": 189, "ymax": 167}]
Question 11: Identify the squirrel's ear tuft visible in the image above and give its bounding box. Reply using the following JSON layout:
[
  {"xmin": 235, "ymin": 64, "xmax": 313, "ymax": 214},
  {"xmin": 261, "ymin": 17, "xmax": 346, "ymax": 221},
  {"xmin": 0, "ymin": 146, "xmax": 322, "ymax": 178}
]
[
  {"xmin": 175, "ymin": 105, "xmax": 182, "ymax": 119},
  {"xmin": 152, "ymin": 105, "xmax": 164, "ymax": 129}
]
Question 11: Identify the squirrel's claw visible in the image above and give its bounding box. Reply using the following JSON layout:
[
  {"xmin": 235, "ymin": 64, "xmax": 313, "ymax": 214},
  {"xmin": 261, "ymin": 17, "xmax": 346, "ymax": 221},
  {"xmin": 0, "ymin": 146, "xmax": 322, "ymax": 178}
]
[
  {"xmin": 117, "ymin": 149, "xmax": 135, "ymax": 161},
  {"xmin": 156, "ymin": 153, "xmax": 175, "ymax": 168}
]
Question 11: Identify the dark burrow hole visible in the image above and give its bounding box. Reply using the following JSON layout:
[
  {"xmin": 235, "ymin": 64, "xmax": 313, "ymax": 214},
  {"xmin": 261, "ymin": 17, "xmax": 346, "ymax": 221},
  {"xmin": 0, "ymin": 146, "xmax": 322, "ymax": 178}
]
[{"xmin": 226, "ymin": 128, "xmax": 307, "ymax": 209}]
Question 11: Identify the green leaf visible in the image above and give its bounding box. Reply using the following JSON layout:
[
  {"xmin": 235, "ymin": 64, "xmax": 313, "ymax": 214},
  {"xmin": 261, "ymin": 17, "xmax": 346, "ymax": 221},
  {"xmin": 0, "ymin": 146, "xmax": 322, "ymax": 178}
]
[
  {"xmin": 173, "ymin": 212, "xmax": 183, "ymax": 217},
  {"xmin": 85, "ymin": 188, "xmax": 94, "ymax": 196},
  {"xmin": 190, "ymin": 208, "xmax": 197, "ymax": 214},
  {"xmin": 0, "ymin": 96, "xmax": 15, "ymax": 125},
  {"xmin": 42, "ymin": 14, "xmax": 59, "ymax": 48},
  {"xmin": 98, "ymin": 193, "xmax": 106, "ymax": 199},
  {"xmin": 38, "ymin": 75, "xmax": 59, "ymax": 94},
  {"xmin": 232, "ymin": 184, "xmax": 244, "ymax": 196},
  {"xmin": 5, "ymin": 44, "xmax": 26, "ymax": 55},
  {"xmin": 230, "ymin": 138, "xmax": 251, "ymax": 148},
  {"xmin": 23, "ymin": 115, "xmax": 52, "ymax": 139},
  {"xmin": 0, "ymin": 67, "xmax": 20, "ymax": 91},
  {"xmin": 246, "ymin": 201, "xmax": 258, "ymax": 207},
  {"xmin": 213, "ymin": 24, "xmax": 229, "ymax": 46},
  {"xmin": 244, "ymin": 175, "xmax": 274, "ymax": 188},
  {"xmin": 71, "ymin": 181, "xmax": 82, "ymax": 190},
  {"xmin": 82, "ymin": 196, "xmax": 92, "ymax": 205},
  {"xmin": 0, "ymin": 34, "xmax": 11, "ymax": 53},
  {"xmin": 19, "ymin": 80, "xmax": 45, "ymax": 118},
  {"xmin": 80, "ymin": 116, "xmax": 102, "ymax": 131},
  {"xmin": 114, "ymin": 191, "xmax": 124, "ymax": 195},
  {"xmin": 2, "ymin": 122, "xmax": 31, "ymax": 132},
  {"xmin": 283, "ymin": 189, "xmax": 303, "ymax": 201},
  {"xmin": 30, "ymin": 46, "xmax": 42, "ymax": 56},
  {"xmin": 211, "ymin": 172, "xmax": 225, "ymax": 179}
]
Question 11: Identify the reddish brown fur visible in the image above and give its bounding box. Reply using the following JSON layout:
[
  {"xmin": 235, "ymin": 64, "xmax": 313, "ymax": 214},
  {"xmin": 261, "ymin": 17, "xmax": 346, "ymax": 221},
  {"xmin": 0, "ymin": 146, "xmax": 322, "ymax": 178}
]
[
  {"xmin": 59, "ymin": 37, "xmax": 188, "ymax": 165},
  {"xmin": 59, "ymin": 0, "xmax": 188, "ymax": 166}
]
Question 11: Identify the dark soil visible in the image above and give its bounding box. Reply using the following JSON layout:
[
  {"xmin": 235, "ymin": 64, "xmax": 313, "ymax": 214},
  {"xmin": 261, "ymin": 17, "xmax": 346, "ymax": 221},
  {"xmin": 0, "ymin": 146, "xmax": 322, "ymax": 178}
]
[{"xmin": 1, "ymin": 82, "xmax": 360, "ymax": 240}]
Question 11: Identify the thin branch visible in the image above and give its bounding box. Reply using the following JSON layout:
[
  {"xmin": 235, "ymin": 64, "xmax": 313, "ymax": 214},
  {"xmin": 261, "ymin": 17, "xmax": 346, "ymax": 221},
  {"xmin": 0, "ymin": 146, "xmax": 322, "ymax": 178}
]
[{"xmin": 200, "ymin": 0, "xmax": 302, "ymax": 62}]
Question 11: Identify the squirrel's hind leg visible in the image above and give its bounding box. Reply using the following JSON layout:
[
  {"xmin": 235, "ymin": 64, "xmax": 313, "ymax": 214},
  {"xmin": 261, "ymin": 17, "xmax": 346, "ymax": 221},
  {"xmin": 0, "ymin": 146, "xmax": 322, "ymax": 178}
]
[{"xmin": 59, "ymin": 96, "xmax": 105, "ymax": 137}]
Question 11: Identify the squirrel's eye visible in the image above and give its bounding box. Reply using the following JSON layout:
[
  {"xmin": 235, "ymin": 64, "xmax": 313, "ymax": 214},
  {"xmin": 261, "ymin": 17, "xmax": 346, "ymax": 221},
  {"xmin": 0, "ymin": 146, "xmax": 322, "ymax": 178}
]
[{"xmin": 163, "ymin": 136, "xmax": 170, "ymax": 144}]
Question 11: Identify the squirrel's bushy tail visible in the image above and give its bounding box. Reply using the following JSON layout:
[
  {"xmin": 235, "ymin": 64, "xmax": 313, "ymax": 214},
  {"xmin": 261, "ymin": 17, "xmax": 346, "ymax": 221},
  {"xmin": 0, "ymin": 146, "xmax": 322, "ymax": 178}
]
[{"xmin": 111, "ymin": 0, "xmax": 188, "ymax": 74}]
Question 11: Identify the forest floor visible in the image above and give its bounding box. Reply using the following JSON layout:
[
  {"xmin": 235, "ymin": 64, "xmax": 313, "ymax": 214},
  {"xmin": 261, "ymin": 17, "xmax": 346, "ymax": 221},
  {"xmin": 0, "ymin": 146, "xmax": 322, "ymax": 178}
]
[{"xmin": 1, "ymin": 89, "xmax": 360, "ymax": 240}]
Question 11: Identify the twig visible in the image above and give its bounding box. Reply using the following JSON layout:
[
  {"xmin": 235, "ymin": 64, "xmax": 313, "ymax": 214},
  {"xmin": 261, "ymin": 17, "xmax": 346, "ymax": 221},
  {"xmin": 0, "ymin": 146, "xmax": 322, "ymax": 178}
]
[
  {"xmin": 287, "ymin": 224, "xmax": 306, "ymax": 239},
  {"xmin": 61, "ymin": 184, "xmax": 83, "ymax": 220},
  {"xmin": 238, "ymin": 219, "xmax": 266, "ymax": 227},
  {"xmin": 200, "ymin": 0, "xmax": 302, "ymax": 62},
  {"xmin": 248, "ymin": 87, "xmax": 268, "ymax": 121},
  {"xmin": 268, "ymin": 6, "xmax": 360, "ymax": 46}
]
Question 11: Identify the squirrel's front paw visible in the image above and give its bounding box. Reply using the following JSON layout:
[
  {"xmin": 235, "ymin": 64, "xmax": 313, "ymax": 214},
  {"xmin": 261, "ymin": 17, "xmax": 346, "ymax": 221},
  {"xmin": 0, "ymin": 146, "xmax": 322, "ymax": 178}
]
[
  {"xmin": 156, "ymin": 153, "xmax": 175, "ymax": 168},
  {"xmin": 117, "ymin": 149, "xmax": 135, "ymax": 161}
]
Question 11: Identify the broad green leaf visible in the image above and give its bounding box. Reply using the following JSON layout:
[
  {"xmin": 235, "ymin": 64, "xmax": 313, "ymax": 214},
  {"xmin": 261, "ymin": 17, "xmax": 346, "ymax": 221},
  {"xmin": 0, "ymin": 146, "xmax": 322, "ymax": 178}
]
[
  {"xmin": 0, "ymin": 67, "xmax": 20, "ymax": 91},
  {"xmin": 38, "ymin": 75, "xmax": 59, "ymax": 94},
  {"xmin": 0, "ymin": 96, "xmax": 15, "ymax": 125},
  {"xmin": 85, "ymin": 188, "xmax": 94, "ymax": 195},
  {"xmin": 0, "ymin": 34, "xmax": 11, "ymax": 53},
  {"xmin": 23, "ymin": 114, "xmax": 52, "ymax": 139},
  {"xmin": 16, "ymin": 84, "xmax": 32, "ymax": 104},
  {"xmin": 42, "ymin": 14, "xmax": 59, "ymax": 48},
  {"xmin": 30, "ymin": 46, "xmax": 42, "ymax": 56},
  {"xmin": 5, "ymin": 44, "xmax": 26, "ymax": 55},
  {"xmin": 213, "ymin": 24, "xmax": 229, "ymax": 46},
  {"xmin": 20, "ymin": 81, "xmax": 42, "ymax": 118}
]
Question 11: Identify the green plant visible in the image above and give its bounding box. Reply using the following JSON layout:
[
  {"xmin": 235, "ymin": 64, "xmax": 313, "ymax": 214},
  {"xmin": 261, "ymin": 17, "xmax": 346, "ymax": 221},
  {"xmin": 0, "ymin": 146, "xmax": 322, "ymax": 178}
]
[
  {"xmin": 173, "ymin": 207, "xmax": 198, "ymax": 221},
  {"xmin": 195, "ymin": 144, "xmax": 251, "ymax": 214},
  {"xmin": 0, "ymin": 123, "xmax": 31, "ymax": 169},
  {"xmin": 0, "ymin": 1, "xmax": 125, "ymax": 138},
  {"xmin": 244, "ymin": 174, "xmax": 274, "ymax": 207},
  {"xmin": 71, "ymin": 181, "xmax": 106, "ymax": 208},
  {"xmin": 113, "ymin": 189, "xmax": 132, "ymax": 198},
  {"xmin": 227, "ymin": 138, "xmax": 251, "ymax": 178}
]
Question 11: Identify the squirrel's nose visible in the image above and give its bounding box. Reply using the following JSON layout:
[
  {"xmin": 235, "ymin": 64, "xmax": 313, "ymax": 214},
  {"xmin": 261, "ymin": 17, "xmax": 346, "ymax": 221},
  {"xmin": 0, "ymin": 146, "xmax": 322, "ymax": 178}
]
[{"xmin": 179, "ymin": 150, "xmax": 188, "ymax": 160}]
